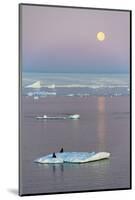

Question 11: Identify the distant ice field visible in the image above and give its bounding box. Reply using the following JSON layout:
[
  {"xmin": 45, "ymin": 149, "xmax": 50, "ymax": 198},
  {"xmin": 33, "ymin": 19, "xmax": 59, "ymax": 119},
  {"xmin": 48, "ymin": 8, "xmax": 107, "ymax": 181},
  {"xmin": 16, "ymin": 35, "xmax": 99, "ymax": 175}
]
[{"xmin": 22, "ymin": 73, "xmax": 130, "ymax": 96}]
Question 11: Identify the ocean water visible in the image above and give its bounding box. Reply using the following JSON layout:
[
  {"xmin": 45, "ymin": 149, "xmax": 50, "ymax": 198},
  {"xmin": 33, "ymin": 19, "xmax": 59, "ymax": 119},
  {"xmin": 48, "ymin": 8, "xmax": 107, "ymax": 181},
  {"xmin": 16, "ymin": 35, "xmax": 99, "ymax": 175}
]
[
  {"xmin": 22, "ymin": 73, "xmax": 130, "ymax": 96},
  {"xmin": 20, "ymin": 72, "xmax": 130, "ymax": 195},
  {"xmin": 20, "ymin": 96, "xmax": 130, "ymax": 195}
]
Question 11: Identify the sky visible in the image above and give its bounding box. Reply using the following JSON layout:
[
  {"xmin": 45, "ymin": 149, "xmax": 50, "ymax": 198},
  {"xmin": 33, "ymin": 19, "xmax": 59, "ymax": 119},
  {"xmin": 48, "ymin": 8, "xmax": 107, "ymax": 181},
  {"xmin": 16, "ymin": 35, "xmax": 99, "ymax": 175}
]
[{"xmin": 21, "ymin": 5, "xmax": 130, "ymax": 73}]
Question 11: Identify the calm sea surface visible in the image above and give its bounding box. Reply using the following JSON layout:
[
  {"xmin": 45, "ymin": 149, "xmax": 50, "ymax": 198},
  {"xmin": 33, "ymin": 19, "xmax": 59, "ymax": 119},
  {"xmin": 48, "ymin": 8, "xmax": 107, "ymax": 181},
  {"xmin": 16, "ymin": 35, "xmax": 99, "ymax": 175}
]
[{"xmin": 20, "ymin": 96, "xmax": 130, "ymax": 195}]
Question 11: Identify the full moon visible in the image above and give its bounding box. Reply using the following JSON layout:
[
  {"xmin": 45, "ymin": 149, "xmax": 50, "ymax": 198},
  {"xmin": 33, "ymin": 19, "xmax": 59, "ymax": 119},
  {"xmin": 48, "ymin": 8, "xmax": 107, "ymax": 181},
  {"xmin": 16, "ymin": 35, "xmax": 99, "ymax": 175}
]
[{"xmin": 97, "ymin": 32, "xmax": 105, "ymax": 41}]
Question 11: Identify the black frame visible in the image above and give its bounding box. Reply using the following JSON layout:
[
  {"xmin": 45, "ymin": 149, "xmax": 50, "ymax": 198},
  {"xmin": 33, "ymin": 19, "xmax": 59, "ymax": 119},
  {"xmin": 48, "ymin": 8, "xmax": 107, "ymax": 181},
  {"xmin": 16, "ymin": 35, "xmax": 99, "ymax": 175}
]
[{"xmin": 19, "ymin": 3, "xmax": 132, "ymax": 196}]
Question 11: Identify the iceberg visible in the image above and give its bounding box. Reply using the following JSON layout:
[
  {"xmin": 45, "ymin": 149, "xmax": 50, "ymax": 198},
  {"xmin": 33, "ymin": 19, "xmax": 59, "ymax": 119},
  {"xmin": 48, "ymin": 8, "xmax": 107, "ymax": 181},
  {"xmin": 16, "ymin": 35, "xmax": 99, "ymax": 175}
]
[
  {"xmin": 25, "ymin": 81, "xmax": 42, "ymax": 89},
  {"xmin": 34, "ymin": 152, "xmax": 110, "ymax": 164}
]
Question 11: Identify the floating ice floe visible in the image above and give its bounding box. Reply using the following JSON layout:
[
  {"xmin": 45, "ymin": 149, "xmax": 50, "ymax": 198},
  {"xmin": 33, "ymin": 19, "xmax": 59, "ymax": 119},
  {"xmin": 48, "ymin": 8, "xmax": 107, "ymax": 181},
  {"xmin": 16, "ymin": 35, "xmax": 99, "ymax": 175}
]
[
  {"xmin": 36, "ymin": 114, "xmax": 80, "ymax": 120},
  {"xmin": 34, "ymin": 152, "xmax": 110, "ymax": 164}
]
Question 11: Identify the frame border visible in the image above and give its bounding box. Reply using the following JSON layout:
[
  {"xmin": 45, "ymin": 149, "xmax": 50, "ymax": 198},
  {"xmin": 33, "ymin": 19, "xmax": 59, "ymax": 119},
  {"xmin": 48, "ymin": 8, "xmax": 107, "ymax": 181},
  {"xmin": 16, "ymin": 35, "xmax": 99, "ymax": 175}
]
[{"xmin": 19, "ymin": 3, "xmax": 132, "ymax": 196}]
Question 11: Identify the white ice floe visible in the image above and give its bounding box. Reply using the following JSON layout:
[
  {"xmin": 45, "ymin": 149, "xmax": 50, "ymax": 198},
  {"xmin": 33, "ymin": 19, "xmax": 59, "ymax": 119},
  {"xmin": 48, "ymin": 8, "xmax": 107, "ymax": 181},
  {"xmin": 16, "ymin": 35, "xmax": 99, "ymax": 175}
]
[
  {"xmin": 34, "ymin": 152, "xmax": 110, "ymax": 164},
  {"xmin": 68, "ymin": 114, "xmax": 80, "ymax": 119},
  {"xmin": 36, "ymin": 114, "xmax": 80, "ymax": 120}
]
